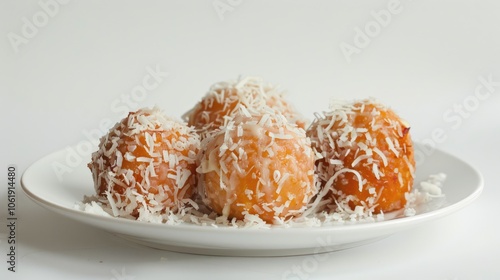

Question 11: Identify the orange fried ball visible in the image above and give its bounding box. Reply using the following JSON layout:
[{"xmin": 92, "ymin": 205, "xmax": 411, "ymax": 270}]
[
  {"xmin": 307, "ymin": 99, "xmax": 415, "ymax": 214},
  {"xmin": 183, "ymin": 76, "xmax": 306, "ymax": 137},
  {"xmin": 197, "ymin": 107, "xmax": 316, "ymax": 224},
  {"xmin": 88, "ymin": 107, "xmax": 201, "ymax": 220}
]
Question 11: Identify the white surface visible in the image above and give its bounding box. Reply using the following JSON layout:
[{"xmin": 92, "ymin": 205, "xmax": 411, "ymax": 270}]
[
  {"xmin": 1, "ymin": 0, "xmax": 499, "ymax": 278},
  {"xmin": 21, "ymin": 143, "xmax": 483, "ymax": 256}
]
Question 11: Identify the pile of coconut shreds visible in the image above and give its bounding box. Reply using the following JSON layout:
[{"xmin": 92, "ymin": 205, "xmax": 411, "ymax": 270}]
[{"xmin": 76, "ymin": 172, "xmax": 446, "ymax": 228}]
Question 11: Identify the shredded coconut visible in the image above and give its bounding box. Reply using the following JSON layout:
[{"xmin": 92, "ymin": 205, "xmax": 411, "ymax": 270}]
[
  {"xmin": 73, "ymin": 172, "xmax": 448, "ymax": 228},
  {"xmin": 82, "ymin": 99, "xmax": 445, "ymax": 228}
]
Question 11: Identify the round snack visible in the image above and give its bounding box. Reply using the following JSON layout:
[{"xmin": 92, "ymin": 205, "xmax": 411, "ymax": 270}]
[
  {"xmin": 307, "ymin": 99, "xmax": 415, "ymax": 214},
  {"xmin": 197, "ymin": 107, "xmax": 316, "ymax": 224},
  {"xmin": 88, "ymin": 107, "xmax": 200, "ymax": 220},
  {"xmin": 183, "ymin": 76, "xmax": 306, "ymax": 137}
]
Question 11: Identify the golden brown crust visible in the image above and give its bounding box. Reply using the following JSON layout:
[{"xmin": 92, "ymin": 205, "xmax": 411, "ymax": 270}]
[
  {"xmin": 88, "ymin": 107, "xmax": 200, "ymax": 219},
  {"xmin": 198, "ymin": 106, "xmax": 316, "ymax": 224},
  {"xmin": 307, "ymin": 99, "xmax": 415, "ymax": 214}
]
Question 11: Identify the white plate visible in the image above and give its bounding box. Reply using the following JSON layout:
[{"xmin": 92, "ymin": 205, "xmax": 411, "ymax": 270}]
[{"xmin": 21, "ymin": 144, "xmax": 483, "ymax": 257}]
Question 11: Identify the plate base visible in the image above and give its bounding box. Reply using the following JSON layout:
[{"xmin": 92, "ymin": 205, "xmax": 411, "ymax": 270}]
[{"xmin": 115, "ymin": 234, "xmax": 390, "ymax": 257}]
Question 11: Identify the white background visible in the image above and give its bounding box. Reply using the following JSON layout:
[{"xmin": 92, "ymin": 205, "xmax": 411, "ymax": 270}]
[{"xmin": 1, "ymin": 0, "xmax": 499, "ymax": 279}]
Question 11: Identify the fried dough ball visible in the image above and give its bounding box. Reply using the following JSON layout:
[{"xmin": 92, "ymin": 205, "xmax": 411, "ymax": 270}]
[
  {"xmin": 88, "ymin": 107, "xmax": 200, "ymax": 220},
  {"xmin": 183, "ymin": 77, "xmax": 306, "ymax": 138},
  {"xmin": 307, "ymin": 99, "xmax": 415, "ymax": 214},
  {"xmin": 197, "ymin": 107, "xmax": 316, "ymax": 223}
]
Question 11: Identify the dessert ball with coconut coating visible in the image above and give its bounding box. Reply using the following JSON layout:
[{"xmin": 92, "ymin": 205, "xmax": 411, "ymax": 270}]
[
  {"xmin": 88, "ymin": 107, "xmax": 200, "ymax": 220},
  {"xmin": 197, "ymin": 106, "xmax": 316, "ymax": 224},
  {"xmin": 307, "ymin": 99, "xmax": 415, "ymax": 214},
  {"xmin": 183, "ymin": 76, "xmax": 306, "ymax": 138}
]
